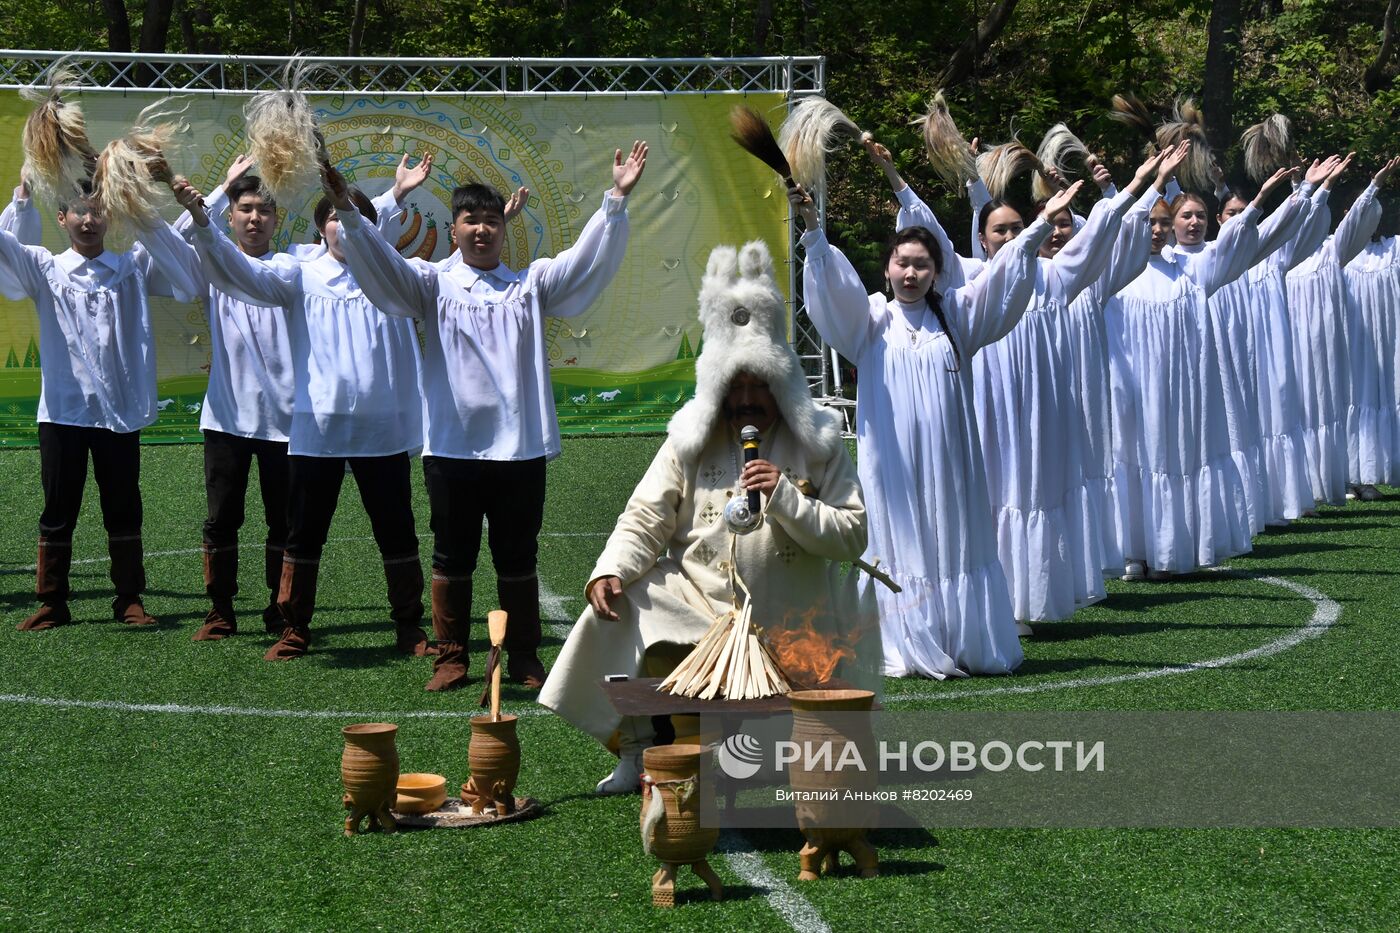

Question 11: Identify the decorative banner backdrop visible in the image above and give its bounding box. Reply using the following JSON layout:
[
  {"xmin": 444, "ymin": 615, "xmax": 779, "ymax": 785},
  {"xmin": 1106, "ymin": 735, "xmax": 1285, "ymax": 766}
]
[{"xmin": 0, "ymin": 90, "xmax": 791, "ymax": 445}]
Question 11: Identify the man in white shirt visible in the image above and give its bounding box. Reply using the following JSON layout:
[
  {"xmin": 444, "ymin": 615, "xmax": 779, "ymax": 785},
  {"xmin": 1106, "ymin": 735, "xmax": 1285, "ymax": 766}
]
[
  {"xmin": 0, "ymin": 179, "xmax": 202, "ymax": 630},
  {"xmin": 175, "ymin": 177, "xmax": 430, "ymax": 662},
  {"xmin": 327, "ymin": 142, "xmax": 648, "ymax": 692},
  {"xmin": 180, "ymin": 156, "xmax": 429, "ymax": 642}
]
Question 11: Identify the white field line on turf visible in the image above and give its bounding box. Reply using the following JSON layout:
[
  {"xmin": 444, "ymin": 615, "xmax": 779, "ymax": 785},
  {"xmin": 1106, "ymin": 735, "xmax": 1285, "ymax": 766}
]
[
  {"xmin": 537, "ymin": 577, "xmax": 576, "ymax": 639},
  {"xmin": 883, "ymin": 570, "xmax": 1341, "ymax": 704},
  {"xmin": 0, "ymin": 569, "xmax": 1337, "ymax": 722},
  {"xmin": 718, "ymin": 830, "xmax": 832, "ymax": 933}
]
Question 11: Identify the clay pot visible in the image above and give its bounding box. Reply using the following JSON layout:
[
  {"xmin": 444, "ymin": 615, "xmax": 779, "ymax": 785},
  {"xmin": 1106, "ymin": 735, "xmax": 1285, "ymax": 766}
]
[
  {"xmin": 640, "ymin": 744, "xmax": 722, "ymax": 908},
  {"xmin": 395, "ymin": 772, "xmax": 447, "ymax": 815},
  {"xmin": 341, "ymin": 722, "xmax": 399, "ymax": 836},
  {"xmin": 462, "ymin": 715, "xmax": 520, "ymax": 816},
  {"xmin": 787, "ymin": 689, "xmax": 879, "ymax": 880}
]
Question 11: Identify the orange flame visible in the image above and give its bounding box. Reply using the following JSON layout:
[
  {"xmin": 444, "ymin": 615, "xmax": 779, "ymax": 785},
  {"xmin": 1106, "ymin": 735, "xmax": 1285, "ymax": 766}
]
[{"xmin": 766, "ymin": 602, "xmax": 865, "ymax": 688}]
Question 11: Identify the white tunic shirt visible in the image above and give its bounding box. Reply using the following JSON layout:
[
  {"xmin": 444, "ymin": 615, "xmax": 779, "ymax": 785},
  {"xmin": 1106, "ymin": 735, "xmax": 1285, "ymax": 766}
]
[
  {"xmin": 337, "ymin": 193, "xmax": 629, "ymax": 461},
  {"xmin": 176, "ymin": 185, "xmax": 402, "ymax": 442},
  {"xmin": 188, "ymin": 217, "xmax": 423, "ymax": 458},
  {"xmin": 0, "ymin": 207, "xmax": 202, "ymax": 433}
]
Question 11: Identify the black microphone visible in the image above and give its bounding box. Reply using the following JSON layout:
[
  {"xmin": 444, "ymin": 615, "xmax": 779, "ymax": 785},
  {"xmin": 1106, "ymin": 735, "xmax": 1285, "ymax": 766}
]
[{"xmin": 741, "ymin": 424, "xmax": 761, "ymax": 513}]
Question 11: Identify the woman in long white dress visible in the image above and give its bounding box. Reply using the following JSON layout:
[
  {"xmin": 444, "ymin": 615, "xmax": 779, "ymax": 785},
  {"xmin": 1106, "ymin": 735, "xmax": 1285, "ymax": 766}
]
[
  {"xmin": 951, "ymin": 154, "xmax": 1166, "ymax": 626},
  {"xmin": 1170, "ymin": 166, "xmax": 1319, "ymax": 534},
  {"xmin": 1107, "ymin": 163, "xmax": 1290, "ymax": 579},
  {"xmin": 957, "ymin": 158, "xmax": 1164, "ymax": 610},
  {"xmin": 1285, "ymin": 156, "xmax": 1383, "ymax": 506},
  {"xmin": 1342, "ymin": 157, "xmax": 1400, "ymax": 497},
  {"xmin": 790, "ymin": 150, "xmax": 1078, "ymax": 678},
  {"xmin": 1066, "ymin": 163, "xmax": 1162, "ymax": 579},
  {"xmin": 1211, "ymin": 159, "xmax": 1339, "ymax": 524}
]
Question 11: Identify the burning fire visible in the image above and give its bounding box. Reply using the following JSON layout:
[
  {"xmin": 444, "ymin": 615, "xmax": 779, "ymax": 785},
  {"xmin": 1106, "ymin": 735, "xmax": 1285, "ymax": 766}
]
[{"xmin": 766, "ymin": 603, "xmax": 866, "ymax": 688}]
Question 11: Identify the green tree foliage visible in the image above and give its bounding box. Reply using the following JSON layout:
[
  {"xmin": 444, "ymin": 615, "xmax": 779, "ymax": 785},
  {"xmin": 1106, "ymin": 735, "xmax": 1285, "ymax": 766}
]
[{"xmin": 2, "ymin": 0, "xmax": 1397, "ymax": 275}]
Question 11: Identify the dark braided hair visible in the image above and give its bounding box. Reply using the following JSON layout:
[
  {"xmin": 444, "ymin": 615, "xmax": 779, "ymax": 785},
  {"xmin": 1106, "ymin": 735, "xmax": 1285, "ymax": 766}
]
[{"xmin": 884, "ymin": 225, "xmax": 961, "ymax": 372}]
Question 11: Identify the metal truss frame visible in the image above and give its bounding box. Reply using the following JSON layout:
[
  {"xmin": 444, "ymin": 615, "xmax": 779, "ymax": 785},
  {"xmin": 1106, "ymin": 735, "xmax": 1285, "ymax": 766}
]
[{"xmin": 0, "ymin": 50, "xmax": 835, "ymax": 399}]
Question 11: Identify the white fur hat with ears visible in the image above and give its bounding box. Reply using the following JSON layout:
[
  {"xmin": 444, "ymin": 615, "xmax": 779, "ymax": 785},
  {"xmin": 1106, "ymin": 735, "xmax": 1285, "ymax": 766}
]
[{"xmin": 666, "ymin": 239, "xmax": 844, "ymax": 461}]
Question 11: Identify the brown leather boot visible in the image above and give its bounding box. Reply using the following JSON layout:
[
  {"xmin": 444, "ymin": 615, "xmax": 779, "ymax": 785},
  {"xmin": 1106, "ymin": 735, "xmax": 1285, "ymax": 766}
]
[
  {"xmin": 261, "ymin": 544, "xmax": 285, "ymax": 634},
  {"xmin": 109, "ymin": 535, "xmax": 156, "ymax": 626},
  {"xmin": 499, "ymin": 574, "xmax": 546, "ymax": 689},
  {"xmin": 266, "ymin": 556, "xmax": 316, "ymax": 660},
  {"xmin": 385, "ymin": 554, "xmax": 435, "ymax": 657},
  {"xmin": 18, "ymin": 536, "xmax": 72, "ymax": 631},
  {"xmin": 193, "ymin": 544, "xmax": 239, "ymax": 640},
  {"xmin": 426, "ymin": 573, "xmax": 471, "ymax": 692}
]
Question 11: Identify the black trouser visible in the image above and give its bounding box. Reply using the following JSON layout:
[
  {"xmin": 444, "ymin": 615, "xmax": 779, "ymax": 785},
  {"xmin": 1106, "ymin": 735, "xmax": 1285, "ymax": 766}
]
[
  {"xmin": 38, "ymin": 422, "xmax": 142, "ymax": 542},
  {"xmin": 202, "ymin": 430, "xmax": 290, "ymax": 550},
  {"xmin": 421, "ymin": 456, "xmax": 546, "ymax": 579},
  {"xmin": 286, "ymin": 453, "xmax": 418, "ymax": 561}
]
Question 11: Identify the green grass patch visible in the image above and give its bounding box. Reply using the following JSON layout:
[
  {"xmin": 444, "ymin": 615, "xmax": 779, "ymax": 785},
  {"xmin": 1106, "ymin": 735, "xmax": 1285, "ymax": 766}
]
[{"xmin": 0, "ymin": 438, "xmax": 1397, "ymax": 930}]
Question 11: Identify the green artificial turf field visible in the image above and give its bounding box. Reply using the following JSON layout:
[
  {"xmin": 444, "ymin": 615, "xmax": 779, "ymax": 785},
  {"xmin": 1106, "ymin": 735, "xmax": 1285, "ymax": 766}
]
[{"xmin": 0, "ymin": 437, "xmax": 1397, "ymax": 931}]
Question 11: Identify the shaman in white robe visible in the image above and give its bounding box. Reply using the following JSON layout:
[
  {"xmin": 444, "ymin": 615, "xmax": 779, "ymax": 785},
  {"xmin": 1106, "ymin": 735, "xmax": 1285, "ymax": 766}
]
[
  {"xmin": 1239, "ymin": 184, "xmax": 1331, "ymax": 522},
  {"xmin": 539, "ymin": 420, "xmax": 869, "ymax": 743},
  {"xmin": 1067, "ymin": 185, "xmax": 1161, "ymax": 573}
]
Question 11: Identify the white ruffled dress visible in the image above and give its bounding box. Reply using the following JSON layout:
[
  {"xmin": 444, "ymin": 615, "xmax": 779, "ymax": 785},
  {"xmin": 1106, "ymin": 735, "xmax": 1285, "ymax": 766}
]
[
  {"xmin": 963, "ymin": 188, "xmax": 1139, "ymax": 620},
  {"xmin": 1344, "ymin": 231, "xmax": 1400, "ymax": 485},
  {"xmin": 801, "ymin": 203, "xmax": 1051, "ymax": 678},
  {"xmin": 1285, "ymin": 183, "xmax": 1380, "ymax": 504},
  {"xmin": 1105, "ymin": 206, "xmax": 1261, "ymax": 571}
]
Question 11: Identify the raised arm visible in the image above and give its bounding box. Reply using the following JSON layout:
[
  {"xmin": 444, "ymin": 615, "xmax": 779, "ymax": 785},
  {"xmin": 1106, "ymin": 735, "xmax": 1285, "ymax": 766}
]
[
  {"xmin": 133, "ymin": 214, "xmax": 206, "ymax": 303},
  {"xmin": 790, "ymin": 185, "xmax": 880, "ymax": 363},
  {"xmin": 1252, "ymin": 184, "xmax": 1312, "ymax": 267},
  {"xmin": 1047, "ymin": 185, "xmax": 1134, "ymax": 304},
  {"xmin": 174, "ymin": 178, "xmax": 299, "ymax": 308},
  {"xmin": 967, "ymin": 176, "xmax": 991, "ymax": 262},
  {"xmin": 0, "ymin": 228, "xmax": 48, "ymax": 301},
  {"xmin": 1290, "ymin": 187, "xmax": 1335, "ymax": 270},
  {"xmin": 1334, "ymin": 157, "xmax": 1396, "ymax": 266},
  {"xmin": 175, "ymin": 153, "xmax": 253, "ymax": 236},
  {"xmin": 1074, "ymin": 149, "xmax": 1174, "ymax": 300},
  {"xmin": 953, "ymin": 215, "xmax": 1051, "ymax": 352},
  {"xmin": 1100, "ymin": 188, "xmax": 1167, "ymax": 298},
  {"xmin": 1334, "ymin": 182, "xmax": 1383, "ymax": 267},
  {"xmin": 1, "ymin": 181, "xmax": 43, "ymax": 245},
  {"xmin": 952, "ymin": 187, "xmax": 1068, "ymax": 352},
  {"xmin": 327, "ymin": 167, "xmax": 437, "ymax": 320},
  {"xmin": 864, "ymin": 138, "xmax": 967, "ymax": 292},
  {"xmin": 369, "ymin": 151, "xmax": 435, "ymax": 241},
  {"xmin": 533, "ymin": 140, "xmax": 645, "ymax": 316},
  {"xmin": 1193, "ymin": 167, "xmax": 1293, "ymax": 295},
  {"xmin": 173, "ymin": 183, "xmax": 225, "ymax": 237}
]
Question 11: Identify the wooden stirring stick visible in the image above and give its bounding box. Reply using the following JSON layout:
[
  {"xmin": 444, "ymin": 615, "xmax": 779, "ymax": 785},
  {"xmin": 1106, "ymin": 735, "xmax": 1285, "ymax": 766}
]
[{"xmin": 488, "ymin": 609, "xmax": 508, "ymax": 722}]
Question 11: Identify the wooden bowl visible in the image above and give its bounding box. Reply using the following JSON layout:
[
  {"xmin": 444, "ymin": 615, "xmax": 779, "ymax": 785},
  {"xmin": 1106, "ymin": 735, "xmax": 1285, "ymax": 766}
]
[{"xmin": 395, "ymin": 772, "xmax": 447, "ymax": 815}]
